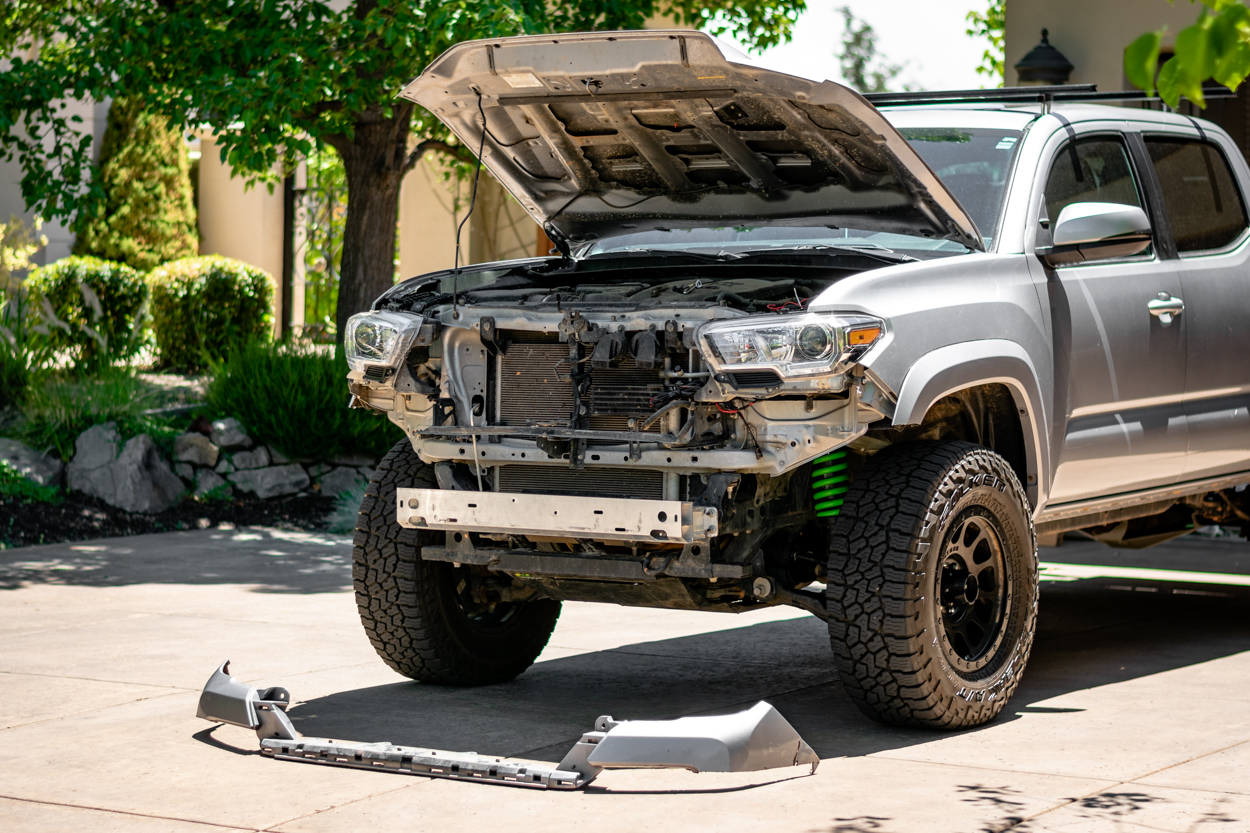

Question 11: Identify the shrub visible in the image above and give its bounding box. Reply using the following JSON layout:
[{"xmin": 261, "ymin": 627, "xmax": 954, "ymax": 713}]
[
  {"xmin": 73, "ymin": 97, "xmax": 199, "ymax": 271},
  {"xmin": 206, "ymin": 340, "xmax": 400, "ymax": 462},
  {"xmin": 148, "ymin": 255, "xmax": 273, "ymax": 371},
  {"xmin": 25, "ymin": 256, "xmax": 148, "ymax": 370},
  {"xmin": 0, "ymin": 287, "xmax": 54, "ymax": 410},
  {"xmin": 0, "ymin": 461, "xmax": 60, "ymax": 504}
]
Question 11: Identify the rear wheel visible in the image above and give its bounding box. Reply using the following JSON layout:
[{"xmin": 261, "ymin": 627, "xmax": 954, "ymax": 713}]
[
  {"xmin": 825, "ymin": 441, "xmax": 1037, "ymax": 728},
  {"xmin": 353, "ymin": 440, "xmax": 561, "ymax": 685}
]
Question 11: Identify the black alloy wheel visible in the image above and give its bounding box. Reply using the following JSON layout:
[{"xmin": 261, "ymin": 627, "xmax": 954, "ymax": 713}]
[{"xmin": 825, "ymin": 441, "xmax": 1038, "ymax": 729}]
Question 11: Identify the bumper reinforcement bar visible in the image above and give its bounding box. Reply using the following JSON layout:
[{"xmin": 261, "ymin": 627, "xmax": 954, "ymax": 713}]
[{"xmin": 396, "ymin": 487, "xmax": 718, "ymax": 543}]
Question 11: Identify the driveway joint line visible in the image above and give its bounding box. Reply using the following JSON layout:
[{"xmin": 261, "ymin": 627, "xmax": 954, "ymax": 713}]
[{"xmin": 0, "ymin": 793, "xmax": 259, "ymax": 831}]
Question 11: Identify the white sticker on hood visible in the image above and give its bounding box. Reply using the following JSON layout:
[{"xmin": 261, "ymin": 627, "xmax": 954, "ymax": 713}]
[{"xmin": 501, "ymin": 72, "xmax": 544, "ymax": 89}]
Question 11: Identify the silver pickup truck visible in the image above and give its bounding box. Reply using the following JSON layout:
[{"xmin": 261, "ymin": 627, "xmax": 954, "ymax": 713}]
[{"xmin": 342, "ymin": 31, "xmax": 1250, "ymax": 729}]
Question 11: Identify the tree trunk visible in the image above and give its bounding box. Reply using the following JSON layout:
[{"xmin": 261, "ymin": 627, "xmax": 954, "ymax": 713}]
[{"xmin": 330, "ymin": 104, "xmax": 412, "ymax": 341}]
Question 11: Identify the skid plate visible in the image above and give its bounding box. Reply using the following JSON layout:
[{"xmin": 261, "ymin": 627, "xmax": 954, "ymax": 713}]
[{"xmin": 395, "ymin": 487, "xmax": 718, "ymax": 543}]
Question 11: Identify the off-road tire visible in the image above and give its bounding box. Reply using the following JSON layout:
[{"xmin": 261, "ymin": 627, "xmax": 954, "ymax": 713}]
[
  {"xmin": 353, "ymin": 440, "xmax": 561, "ymax": 685},
  {"xmin": 826, "ymin": 441, "xmax": 1037, "ymax": 728}
]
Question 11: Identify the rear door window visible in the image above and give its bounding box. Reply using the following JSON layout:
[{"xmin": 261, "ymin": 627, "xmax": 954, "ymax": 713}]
[{"xmin": 1145, "ymin": 138, "xmax": 1249, "ymax": 253}]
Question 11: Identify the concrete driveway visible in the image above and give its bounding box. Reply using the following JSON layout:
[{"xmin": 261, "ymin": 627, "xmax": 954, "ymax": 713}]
[{"xmin": 2, "ymin": 527, "xmax": 1249, "ymax": 832}]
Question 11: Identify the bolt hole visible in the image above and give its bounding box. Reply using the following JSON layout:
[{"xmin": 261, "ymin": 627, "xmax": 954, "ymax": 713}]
[{"xmin": 658, "ymin": 511, "xmax": 667, "ymax": 522}]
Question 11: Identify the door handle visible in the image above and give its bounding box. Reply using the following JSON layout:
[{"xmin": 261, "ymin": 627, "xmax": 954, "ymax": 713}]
[{"xmin": 1148, "ymin": 292, "xmax": 1184, "ymax": 325}]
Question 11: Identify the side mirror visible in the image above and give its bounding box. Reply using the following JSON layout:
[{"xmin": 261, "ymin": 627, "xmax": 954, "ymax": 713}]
[{"xmin": 1039, "ymin": 202, "xmax": 1152, "ymax": 266}]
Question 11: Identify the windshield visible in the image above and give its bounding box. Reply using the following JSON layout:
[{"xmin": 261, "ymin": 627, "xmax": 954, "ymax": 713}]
[{"xmin": 579, "ymin": 126, "xmax": 1022, "ymax": 259}]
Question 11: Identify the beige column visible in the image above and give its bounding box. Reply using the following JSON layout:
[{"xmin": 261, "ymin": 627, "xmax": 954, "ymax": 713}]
[
  {"xmin": 398, "ymin": 157, "xmax": 470, "ymax": 279},
  {"xmin": 197, "ymin": 133, "xmax": 285, "ymax": 334}
]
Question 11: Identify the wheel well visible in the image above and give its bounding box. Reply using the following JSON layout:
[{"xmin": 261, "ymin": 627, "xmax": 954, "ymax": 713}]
[{"xmin": 871, "ymin": 383, "xmax": 1029, "ymax": 486}]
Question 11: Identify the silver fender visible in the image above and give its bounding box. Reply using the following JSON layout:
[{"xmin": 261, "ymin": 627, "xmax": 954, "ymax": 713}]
[{"xmin": 891, "ymin": 339, "xmax": 1049, "ymax": 504}]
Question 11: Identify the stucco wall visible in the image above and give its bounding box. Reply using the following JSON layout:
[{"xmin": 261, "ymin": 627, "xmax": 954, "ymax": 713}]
[
  {"xmin": 196, "ymin": 134, "xmax": 284, "ymax": 282},
  {"xmin": 1006, "ymin": 0, "xmax": 1203, "ymax": 89}
]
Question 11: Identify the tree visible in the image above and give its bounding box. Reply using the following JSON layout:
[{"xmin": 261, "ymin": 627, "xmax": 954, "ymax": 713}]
[
  {"xmin": 1126, "ymin": 0, "xmax": 1250, "ymax": 108},
  {"xmin": 966, "ymin": 0, "xmax": 1005, "ymax": 87},
  {"xmin": 73, "ymin": 97, "xmax": 199, "ymax": 271},
  {"xmin": 836, "ymin": 6, "xmax": 905, "ymax": 93},
  {"xmin": 1, "ymin": 0, "xmax": 807, "ymax": 341}
]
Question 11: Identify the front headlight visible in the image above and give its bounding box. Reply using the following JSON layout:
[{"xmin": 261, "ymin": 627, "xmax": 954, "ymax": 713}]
[
  {"xmin": 697, "ymin": 313, "xmax": 884, "ymax": 379},
  {"xmin": 344, "ymin": 311, "xmax": 424, "ymax": 374}
]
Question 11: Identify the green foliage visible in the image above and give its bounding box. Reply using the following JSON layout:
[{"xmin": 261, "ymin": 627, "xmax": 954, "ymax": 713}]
[
  {"xmin": 1, "ymin": 214, "xmax": 44, "ymax": 288},
  {"xmin": 0, "ymin": 461, "xmax": 60, "ymax": 504},
  {"xmin": 966, "ymin": 0, "xmax": 1005, "ymax": 86},
  {"xmin": 147, "ymin": 256, "xmax": 273, "ymax": 371},
  {"xmin": 73, "ymin": 97, "xmax": 198, "ymax": 271},
  {"xmin": 25, "ymin": 256, "xmax": 148, "ymax": 370},
  {"xmin": 0, "ymin": 286, "xmax": 55, "ymax": 410},
  {"xmin": 302, "ymin": 148, "xmax": 348, "ymax": 341},
  {"xmin": 0, "ymin": 216, "xmax": 50, "ymax": 408},
  {"xmin": 206, "ymin": 340, "xmax": 401, "ymax": 462},
  {"xmin": 836, "ymin": 6, "xmax": 906, "ymax": 93},
  {"xmin": 1127, "ymin": 1, "xmax": 1250, "ymax": 108},
  {"xmin": 16, "ymin": 369, "xmax": 157, "ymax": 460},
  {"xmin": 1, "ymin": 0, "xmax": 806, "ymax": 340}
]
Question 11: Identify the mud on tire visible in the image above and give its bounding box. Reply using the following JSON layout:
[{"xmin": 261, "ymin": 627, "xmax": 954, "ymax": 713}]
[
  {"xmin": 352, "ymin": 440, "xmax": 561, "ymax": 685},
  {"xmin": 826, "ymin": 441, "xmax": 1038, "ymax": 729}
]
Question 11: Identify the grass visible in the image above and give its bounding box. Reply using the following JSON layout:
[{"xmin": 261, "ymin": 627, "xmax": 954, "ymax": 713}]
[
  {"xmin": 327, "ymin": 480, "xmax": 368, "ymax": 534},
  {"xmin": 14, "ymin": 369, "xmax": 189, "ymax": 460},
  {"xmin": 206, "ymin": 340, "xmax": 400, "ymax": 462}
]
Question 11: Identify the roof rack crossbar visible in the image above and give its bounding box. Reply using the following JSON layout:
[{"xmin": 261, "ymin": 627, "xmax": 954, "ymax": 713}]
[
  {"xmin": 864, "ymin": 85, "xmax": 1236, "ymax": 108},
  {"xmin": 864, "ymin": 84, "xmax": 1095, "ymax": 105}
]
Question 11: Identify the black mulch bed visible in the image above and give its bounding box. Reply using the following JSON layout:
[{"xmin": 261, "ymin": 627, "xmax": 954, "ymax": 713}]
[{"xmin": 1, "ymin": 492, "xmax": 339, "ymax": 549}]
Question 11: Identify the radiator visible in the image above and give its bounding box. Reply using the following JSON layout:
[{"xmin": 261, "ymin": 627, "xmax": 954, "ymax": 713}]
[{"xmin": 496, "ymin": 331, "xmax": 663, "ymax": 431}]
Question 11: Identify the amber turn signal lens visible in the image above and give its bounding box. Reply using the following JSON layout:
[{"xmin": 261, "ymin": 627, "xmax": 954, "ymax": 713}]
[{"xmin": 846, "ymin": 326, "xmax": 882, "ymax": 346}]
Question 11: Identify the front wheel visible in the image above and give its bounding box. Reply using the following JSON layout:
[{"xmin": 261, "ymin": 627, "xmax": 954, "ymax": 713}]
[
  {"xmin": 352, "ymin": 440, "xmax": 561, "ymax": 685},
  {"xmin": 825, "ymin": 441, "xmax": 1038, "ymax": 729}
]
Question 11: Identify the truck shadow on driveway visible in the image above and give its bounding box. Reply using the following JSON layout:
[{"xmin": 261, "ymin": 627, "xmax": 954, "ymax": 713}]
[{"xmin": 284, "ymin": 576, "xmax": 1250, "ymax": 766}]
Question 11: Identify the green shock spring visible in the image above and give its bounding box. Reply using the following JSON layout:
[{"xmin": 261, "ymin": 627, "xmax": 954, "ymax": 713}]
[{"xmin": 811, "ymin": 449, "xmax": 851, "ymax": 518}]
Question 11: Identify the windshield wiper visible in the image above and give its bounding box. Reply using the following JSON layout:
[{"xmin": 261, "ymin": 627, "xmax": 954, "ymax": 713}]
[
  {"xmin": 579, "ymin": 248, "xmax": 744, "ymax": 262},
  {"xmin": 733, "ymin": 245, "xmax": 920, "ymax": 264}
]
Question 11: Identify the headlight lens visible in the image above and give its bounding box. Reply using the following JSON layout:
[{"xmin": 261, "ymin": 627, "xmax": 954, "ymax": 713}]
[
  {"xmin": 344, "ymin": 311, "xmax": 424, "ymax": 373},
  {"xmin": 698, "ymin": 313, "xmax": 884, "ymax": 379}
]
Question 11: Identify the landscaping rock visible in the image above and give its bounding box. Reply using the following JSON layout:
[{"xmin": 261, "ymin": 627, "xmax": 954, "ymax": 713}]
[
  {"xmin": 68, "ymin": 430, "xmax": 185, "ymax": 513},
  {"xmin": 174, "ymin": 433, "xmax": 219, "ymax": 467},
  {"xmin": 71, "ymin": 422, "xmax": 122, "ymax": 471},
  {"xmin": 194, "ymin": 469, "xmax": 232, "ymax": 499},
  {"xmin": 0, "ymin": 437, "xmax": 64, "ymax": 488},
  {"xmin": 329, "ymin": 452, "xmax": 374, "ymax": 468},
  {"xmin": 214, "ymin": 457, "xmax": 234, "ymax": 474},
  {"xmin": 230, "ymin": 446, "xmax": 270, "ymax": 471},
  {"xmin": 319, "ymin": 466, "xmax": 366, "ymax": 497},
  {"xmin": 210, "ymin": 418, "xmax": 253, "ymax": 451},
  {"xmin": 229, "ymin": 464, "xmax": 310, "ymax": 499},
  {"xmin": 306, "ymin": 462, "xmax": 331, "ymax": 478},
  {"xmin": 175, "ymin": 462, "xmax": 194, "ymax": 482},
  {"xmin": 268, "ymin": 447, "xmax": 310, "ymax": 465},
  {"xmin": 357, "ymin": 466, "xmax": 376, "ymax": 484}
]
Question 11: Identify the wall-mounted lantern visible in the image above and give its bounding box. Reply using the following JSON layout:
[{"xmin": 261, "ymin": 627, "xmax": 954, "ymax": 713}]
[{"xmin": 1015, "ymin": 29, "xmax": 1074, "ymax": 84}]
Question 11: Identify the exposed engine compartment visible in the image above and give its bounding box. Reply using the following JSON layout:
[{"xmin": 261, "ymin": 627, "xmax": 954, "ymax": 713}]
[{"xmin": 348, "ymin": 255, "xmax": 896, "ymax": 615}]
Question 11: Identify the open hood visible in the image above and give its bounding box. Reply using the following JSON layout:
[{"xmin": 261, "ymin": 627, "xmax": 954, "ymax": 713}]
[{"xmin": 399, "ymin": 31, "xmax": 983, "ymax": 252}]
